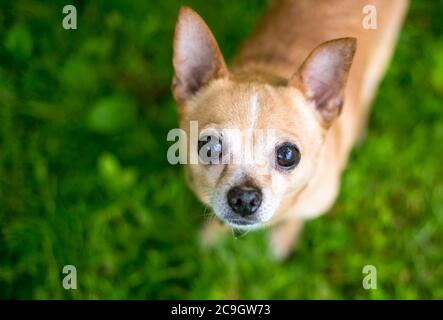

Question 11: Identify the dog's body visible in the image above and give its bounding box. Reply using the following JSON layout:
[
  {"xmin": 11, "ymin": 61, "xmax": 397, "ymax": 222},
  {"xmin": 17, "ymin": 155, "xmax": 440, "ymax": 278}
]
[{"xmin": 172, "ymin": 0, "xmax": 408, "ymax": 258}]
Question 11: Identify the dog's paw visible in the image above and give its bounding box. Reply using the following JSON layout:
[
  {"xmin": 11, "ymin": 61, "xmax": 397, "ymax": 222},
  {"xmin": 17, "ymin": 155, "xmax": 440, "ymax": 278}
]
[
  {"xmin": 199, "ymin": 218, "xmax": 229, "ymax": 249},
  {"xmin": 268, "ymin": 219, "xmax": 303, "ymax": 261},
  {"xmin": 269, "ymin": 232, "xmax": 295, "ymax": 261}
]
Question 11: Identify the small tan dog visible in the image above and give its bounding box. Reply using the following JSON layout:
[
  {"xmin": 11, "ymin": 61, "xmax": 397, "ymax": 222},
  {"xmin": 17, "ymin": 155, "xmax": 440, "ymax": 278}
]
[{"xmin": 172, "ymin": 0, "xmax": 408, "ymax": 258}]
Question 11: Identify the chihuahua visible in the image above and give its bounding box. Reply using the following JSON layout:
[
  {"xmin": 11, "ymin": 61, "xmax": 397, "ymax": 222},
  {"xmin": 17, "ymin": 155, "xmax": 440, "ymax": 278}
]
[{"xmin": 171, "ymin": 0, "xmax": 408, "ymax": 258}]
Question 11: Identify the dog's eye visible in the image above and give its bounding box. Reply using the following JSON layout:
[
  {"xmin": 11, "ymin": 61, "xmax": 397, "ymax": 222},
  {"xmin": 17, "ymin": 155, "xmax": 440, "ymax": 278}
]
[
  {"xmin": 276, "ymin": 143, "xmax": 301, "ymax": 169},
  {"xmin": 198, "ymin": 135, "xmax": 223, "ymax": 164}
]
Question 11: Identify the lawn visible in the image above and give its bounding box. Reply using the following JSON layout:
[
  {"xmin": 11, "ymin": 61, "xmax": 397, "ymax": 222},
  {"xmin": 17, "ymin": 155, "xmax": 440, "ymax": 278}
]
[{"xmin": 0, "ymin": 0, "xmax": 443, "ymax": 299}]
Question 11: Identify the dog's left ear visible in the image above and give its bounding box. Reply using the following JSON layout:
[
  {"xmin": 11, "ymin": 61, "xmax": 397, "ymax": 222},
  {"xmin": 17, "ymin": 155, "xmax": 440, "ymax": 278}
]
[
  {"xmin": 172, "ymin": 6, "xmax": 228, "ymax": 104},
  {"xmin": 290, "ymin": 38, "xmax": 356, "ymax": 127}
]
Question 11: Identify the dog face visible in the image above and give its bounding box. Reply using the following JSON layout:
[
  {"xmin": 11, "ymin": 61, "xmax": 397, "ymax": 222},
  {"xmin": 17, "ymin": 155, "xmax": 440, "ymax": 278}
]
[
  {"xmin": 172, "ymin": 7, "xmax": 356, "ymax": 229},
  {"xmin": 179, "ymin": 80, "xmax": 325, "ymax": 229}
]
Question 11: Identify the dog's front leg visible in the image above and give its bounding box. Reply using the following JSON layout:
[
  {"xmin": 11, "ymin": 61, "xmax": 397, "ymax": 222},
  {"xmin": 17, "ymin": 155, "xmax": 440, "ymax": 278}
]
[
  {"xmin": 199, "ymin": 218, "xmax": 230, "ymax": 249},
  {"xmin": 268, "ymin": 218, "xmax": 304, "ymax": 260}
]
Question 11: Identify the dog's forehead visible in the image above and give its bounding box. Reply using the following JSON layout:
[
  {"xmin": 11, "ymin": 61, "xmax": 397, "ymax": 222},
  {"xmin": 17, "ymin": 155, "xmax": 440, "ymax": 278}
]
[{"xmin": 192, "ymin": 79, "xmax": 320, "ymax": 138}]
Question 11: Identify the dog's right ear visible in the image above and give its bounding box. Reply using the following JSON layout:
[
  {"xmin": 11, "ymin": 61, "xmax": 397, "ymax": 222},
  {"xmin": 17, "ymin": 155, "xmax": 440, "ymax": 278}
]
[{"xmin": 172, "ymin": 6, "xmax": 228, "ymax": 104}]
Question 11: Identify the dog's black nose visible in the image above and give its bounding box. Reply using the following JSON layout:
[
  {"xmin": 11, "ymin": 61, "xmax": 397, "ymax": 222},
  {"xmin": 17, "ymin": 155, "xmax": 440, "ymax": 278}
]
[{"xmin": 227, "ymin": 186, "xmax": 262, "ymax": 217}]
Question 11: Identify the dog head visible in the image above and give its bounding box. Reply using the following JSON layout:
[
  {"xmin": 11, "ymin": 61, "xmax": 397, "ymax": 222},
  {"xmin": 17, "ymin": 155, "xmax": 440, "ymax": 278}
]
[{"xmin": 171, "ymin": 7, "xmax": 356, "ymax": 229}]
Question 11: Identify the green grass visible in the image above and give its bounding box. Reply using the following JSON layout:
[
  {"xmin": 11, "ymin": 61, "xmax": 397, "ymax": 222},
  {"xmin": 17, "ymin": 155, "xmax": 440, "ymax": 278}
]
[{"xmin": 1, "ymin": 0, "xmax": 443, "ymax": 299}]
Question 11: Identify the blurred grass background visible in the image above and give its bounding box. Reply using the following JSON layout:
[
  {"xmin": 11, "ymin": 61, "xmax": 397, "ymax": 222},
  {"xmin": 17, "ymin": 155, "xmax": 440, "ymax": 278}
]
[{"xmin": 1, "ymin": 0, "xmax": 443, "ymax": 299}]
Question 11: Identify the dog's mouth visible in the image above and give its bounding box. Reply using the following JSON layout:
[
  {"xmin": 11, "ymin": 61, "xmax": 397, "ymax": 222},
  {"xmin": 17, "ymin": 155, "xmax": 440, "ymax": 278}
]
[{"xmin": 221, "ymin": 216, "xmax": 263, "ymax": 230}]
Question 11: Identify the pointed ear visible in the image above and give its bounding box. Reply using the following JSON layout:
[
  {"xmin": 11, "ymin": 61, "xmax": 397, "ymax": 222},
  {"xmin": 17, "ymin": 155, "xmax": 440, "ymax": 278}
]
[
  {"xmin": 289, "ymin": 38, "xmax": 357, "ymax": 127},
  {"xmin": 172, "ymin": 6, "xmax": 228, "ymax": 103}
]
